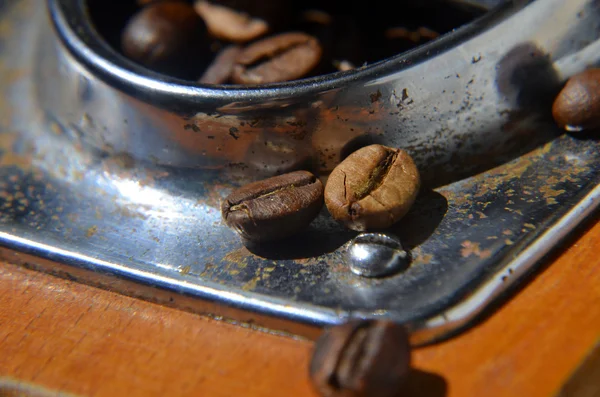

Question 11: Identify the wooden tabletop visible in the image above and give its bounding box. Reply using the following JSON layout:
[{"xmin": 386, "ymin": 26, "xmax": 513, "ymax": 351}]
[{"xmin": 1, "ymin": 217, "xmax": 600, "ymax": 397}]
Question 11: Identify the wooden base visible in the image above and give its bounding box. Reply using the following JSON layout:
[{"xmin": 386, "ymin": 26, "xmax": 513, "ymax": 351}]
[{"xmin": 1, "ymin": 219, "xmax": 600, "ymax": 396}]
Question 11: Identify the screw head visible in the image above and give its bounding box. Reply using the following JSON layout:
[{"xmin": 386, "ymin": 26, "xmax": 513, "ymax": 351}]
[{"xmin": 345, "ymin": 233, "xmax": 409, "ymax": 278}]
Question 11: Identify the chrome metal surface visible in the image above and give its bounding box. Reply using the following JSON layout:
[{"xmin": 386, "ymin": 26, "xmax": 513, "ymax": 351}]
[
  {"xmin": 346, "ymin": 233, "xmax": 408, "ymax": 278},
  {"xmin": 0, "ymin": 0, "xmax": 599, "ymax": 345},
  {"xmin": 45, "ymin": 0, "xmax": 565, "ymax": 183}
]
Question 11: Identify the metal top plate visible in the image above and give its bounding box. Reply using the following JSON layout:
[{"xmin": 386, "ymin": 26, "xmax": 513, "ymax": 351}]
[{"xmin": 1, "ymin": 0, "xmax": 599, "ymax": 344}]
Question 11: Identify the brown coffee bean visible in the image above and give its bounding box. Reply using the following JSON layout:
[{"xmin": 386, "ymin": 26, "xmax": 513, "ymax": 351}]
[
  {"xmin": 231, "ymin": 32, "xmax": 322, "ymax": 85},
  {"xmin": 221, "ymin": 170, "xmax": 324, "ymax": 242},
  {"xmin": 310, "ymin": 320, "xmax": 411, "ymax": 397},
  {"xmin": 552, "ymin": 69, "xmax": 600, "ymax": 132},
  {"xmin": 199, "ymin": 45, "xmax": 241, "ymax": 84},
  {"xmin": 301, "ymin": 9, "xmax": 333, "ymax": 26},
  {"xmin": 121, "ymin": 1, "xmax": 209, "ymax": 79},
  {"xmin": 333, "ymin": 60, "xmax": 355, "ymax": 72},
  {"xmin": 194, "ymin": 1, "xmax": 268, "ymax": 42},
  {"xmin": 325, "ymin": 145, "xmax": 420, "ymax": 231}
]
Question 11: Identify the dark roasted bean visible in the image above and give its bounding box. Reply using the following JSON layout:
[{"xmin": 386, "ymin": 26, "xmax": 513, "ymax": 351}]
[
  {"xmin": 310, "ymin": 320, "xmax": 411, "ymax": 397},
  {"xmin": 231, "ymin": 32, "xmax": 322, "ymax": 85},
  {"xmin": 212, "ymin": 1, "xmax": 289, "ymax": 27},
  {"xmin": 325, "ymin": 145, "xmax": 420, "ymax": 231},
  {"xmin": 552, "ymin": 69, "xmax": 600, "ymax": 132},
  {"xmin": 382, "ymin": 26, "xmax": 439, "ymax": 58},
  {"xmin": 221, "ymin": 170, "xmax": 324, "ymax": 242},
  {"xmin": 194, "ymin": 0, "xmax": 268, "ymax": 42},
  {"xmin": 121, "ymin": 1, "xmax": 209, "ymax": 79}
]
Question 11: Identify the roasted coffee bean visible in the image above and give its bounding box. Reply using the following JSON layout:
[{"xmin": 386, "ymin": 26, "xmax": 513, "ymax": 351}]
[
  {"xmin": 221, "ymin": 170, "xmax": 324, "ymax": 242},
  {"xmin": 552, "ymin": 69, "xmax": 600, "ymax": 132},
  {"xmin": 200, "ymin": 0, "xmax": 290, "ymax": 32},
  {"xmin": 333, "ymin": 60, "xmax": 355, "ymax": 72},
  {"xmin": 310, "ymin": 320, "xmax": 411, "ymax": 397},
  {"xmin": 325, "ymin": 145, "xmax": 420, "ymax": 231},
  {"xmin": 136, "ymin": 0, "xmax": 162, "ymax": 5},
  {"xmin": 231, "ymin": 32, "xmax": 322, "ymax": 84},
  {"xmin": 385, "ymin": 26, "xmax": 439, "ymax": 43},
  {"xmin": 199, "ymin": 45, "xmax": 241, "ymax": 84},
  {"xmin": 121, "ymin": 1, "xmax": 209, "ymax": 79},
  {"xmin": 301, "ymin": 9, "xmax": 333, "ymax": 26},
  {"xmin": 194, "ymin": 0, "xmax": 268, "ymax": 42}
]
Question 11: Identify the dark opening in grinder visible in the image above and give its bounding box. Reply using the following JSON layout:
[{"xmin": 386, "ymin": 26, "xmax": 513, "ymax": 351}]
[{"xmin": 86, "ymin": 0, "xmax": 487, "ymax": 83}]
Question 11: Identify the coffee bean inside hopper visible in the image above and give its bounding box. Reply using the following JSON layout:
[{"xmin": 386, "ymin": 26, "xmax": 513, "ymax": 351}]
[
  {"xmin": 88, "ymin": 0, "xmax": 486, "ymax": 83},
  {"xmin": 121, "ymin": 1, "xmax": 210, "ymax": 80},
  {"xmin": 231, "ymin": 32, "xmax": 322, "ymax": 85}
]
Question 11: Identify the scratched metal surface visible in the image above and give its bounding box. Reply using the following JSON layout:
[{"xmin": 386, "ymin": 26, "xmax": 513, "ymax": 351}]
[{"xmin": 1, "ymin": 0, "xmax": 600, "ymax": 343}]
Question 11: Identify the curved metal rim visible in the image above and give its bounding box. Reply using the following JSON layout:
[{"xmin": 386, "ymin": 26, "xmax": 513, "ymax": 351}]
[{"xmin": 47, "ymin": 0, "xmax": 518, "ymax": 110}]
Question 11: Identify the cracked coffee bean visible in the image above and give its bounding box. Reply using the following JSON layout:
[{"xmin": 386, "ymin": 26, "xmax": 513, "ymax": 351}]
[
  {"xmin": 221, "ymin": 170, "xmax": 324, "ymax": 242},
  {"xmin": 199, "ymin": 45, "xmax": 241, "ymax": 84},
  {"xmin": 310, "ymin": 320, "xmax": 411, "ymax": 397},
  {"xmin": 121, "ymin": 1, "xmax": 210, "ymax": 79},
  {"xmin": 552, "ymin": 69, "xmax": 600, "ymax": 132},
  {"xmin": 231, "ymin": 32, "xmax": 322, "ymax": 85},
  {"xmin": 325, "ymin": 144, "xmax": 420, "ymax": 231}
]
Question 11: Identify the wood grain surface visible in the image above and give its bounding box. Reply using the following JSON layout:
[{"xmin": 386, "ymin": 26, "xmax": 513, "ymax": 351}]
[{"xmin": 1, "ymin": 218, "xmax": 600, "ymax": 397}]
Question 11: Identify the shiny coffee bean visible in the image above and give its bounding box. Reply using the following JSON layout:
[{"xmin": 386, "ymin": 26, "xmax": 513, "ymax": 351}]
[
  {"xmin": 310, "ymin": 320, "xmax": 411, "ymax": 397},
  {"xmin": 231, "ymin": 32, "xmax": 322, "ymax": 84},
  {"xmin": 194, "ymin": 0, "xmax": 268, "ymax": 42},
  {"xmin": 121, "ymin": 1, "xmax": 209, "ymax": 79},
  {"xmin": 552, "ymin": 69, "xmax": 600, "ymax": 132},
  {"xmin": 199, "ymin": 45, "xmax": 241, "ymax": 84},
  {"xmin": 325, "ymin": 145, "xmax": 420, "ymax": 231},
  {"xmin": 221, "ymin": 170, "xmax": 324, "ymax": 242}
]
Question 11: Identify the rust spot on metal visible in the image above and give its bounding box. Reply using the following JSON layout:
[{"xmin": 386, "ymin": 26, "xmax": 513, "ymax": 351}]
[
  {"xmin": 86, "ymin": 225, "xmax": 98, "ymax": 238},
  {"xmin": 180, "ymin": 265, "xmax": 191, "ymax": 275},
  {"xmin": 460, "ymin": 240, "xmax": 492, "ymax": 259},
  {"xmin": 370, "ymin": 90, "xmax": 382, "ymax": 103}
]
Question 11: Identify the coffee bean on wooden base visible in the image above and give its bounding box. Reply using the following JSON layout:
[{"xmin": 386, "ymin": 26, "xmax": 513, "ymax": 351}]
[{"xmin": 310, "ymin": 320, "xmax": 411, "ymax": 397}]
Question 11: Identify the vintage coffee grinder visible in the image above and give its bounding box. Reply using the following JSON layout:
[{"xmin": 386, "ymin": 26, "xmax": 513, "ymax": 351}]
[{"xmin": 0, "ymin": 0, "xmax": 599, "ymax": 344}]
